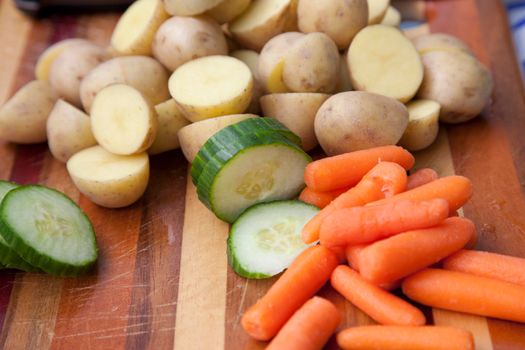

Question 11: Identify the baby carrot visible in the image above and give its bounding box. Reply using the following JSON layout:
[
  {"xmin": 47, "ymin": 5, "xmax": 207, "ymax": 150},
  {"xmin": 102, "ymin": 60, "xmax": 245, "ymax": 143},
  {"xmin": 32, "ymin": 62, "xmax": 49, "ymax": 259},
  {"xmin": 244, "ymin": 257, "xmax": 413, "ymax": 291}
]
[
  {"xmin": 266, "ymin": 296, "xmax": 341, "ymax": 350},
  {"xmin": 358, "ymin": 217, "xmax": 475, "ymax": 284},
  {"xmin": 329, "ymin": 246, "xmax": 347, "ymax": 263},
  {"xmin": 344, "ymin": 246, "xmax": 400, "ymax": 290},
  {"xmin": 369, "ymin": 175, "xmax": 472, "ymax": 214},
  {"xmin": 407, "ymin": 168, "xmax": 438, "ymax": 190},
  {"xmin": 241, "ymin": 245, "xmax": 339, "ymax": 341},
  {"xmin": 403, "ymin": 268, "xmax": 525, "ymax": 323},
  {"xmin": 337, "ymin": 326, "xmax": 474, "ymax": 350},
  {"xmin": 299, "ymin": 187, "xmax": 346, "ymax": 208},
  {"xmin": 302, "ymin": 161, "xmax": 408, "ymax": 244},
  {"xmin": 320, "ymin": 199, "xmax": 449, "ymax": 247},
  {"xmin": 443, "ymin": 249, "xmax": 525, "ymax": 286},
  {"xmin": 331, "ymin": 266, "xmax": 425, "ymax": 326},
  {"xmin": 304, "ymin": 145, "xmax": 414, "ymax": 192}
]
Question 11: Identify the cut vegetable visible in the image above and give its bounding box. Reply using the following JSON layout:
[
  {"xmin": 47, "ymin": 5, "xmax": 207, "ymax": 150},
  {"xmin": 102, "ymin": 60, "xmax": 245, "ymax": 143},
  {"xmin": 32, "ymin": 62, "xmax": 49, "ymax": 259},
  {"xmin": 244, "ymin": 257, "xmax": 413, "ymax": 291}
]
[
  {"xmin": 169, "ymin": 55, "xmax": 253, "ymax": 122},
  {"xmin": 35, "ymin": 39, "xmax": 93, "ymax": 81},
  {"xmin": 228, "ymin": 200, "xmax": 319, "ymax": 279},
  {"xmin": 148, "ymin": 99, "xmax": 190, "ymax": 155},
  {"xmin": 163, "ymin": 0, "xmax": 223, "ymax": 16},
  {"xmin": 398, "ymin": 99, "xmax": 441, "ymax": 151},
  {"xmin": 0, "ymin": 185, "xmax": 97, "ymax": 276},
  {"xmin": 207, "ymin": 0, "xmax": 252, "ymax": 24},
  {"xmin": 0, "ymin": 181, "xmax": 38, "ymax": 272},
  {"xmin": 367, "ymin": 0, "xmax": 390, "ymax": 24},
  {"xmin": 91, "ymin": 84, "xmax": 157, "ymax": 155}
]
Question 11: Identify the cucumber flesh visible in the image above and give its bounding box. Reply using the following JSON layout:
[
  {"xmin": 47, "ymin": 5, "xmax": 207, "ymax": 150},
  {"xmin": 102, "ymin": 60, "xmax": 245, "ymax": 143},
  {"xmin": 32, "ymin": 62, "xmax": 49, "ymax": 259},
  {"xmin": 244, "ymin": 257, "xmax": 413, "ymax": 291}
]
[
  {"xmin": 0, "ymin": 181, "xmax": 39, "ymax": 272},
  {"xmin": 228, "ymin": 200, "xmax": 319, "ymax": 279},
  {"xmin": 0, "ymin": 185, "xmax": 98, "ymax": 276},
  {"xmin": 195, "ymin": 131, "xmax": 310, "ymax": 223}
]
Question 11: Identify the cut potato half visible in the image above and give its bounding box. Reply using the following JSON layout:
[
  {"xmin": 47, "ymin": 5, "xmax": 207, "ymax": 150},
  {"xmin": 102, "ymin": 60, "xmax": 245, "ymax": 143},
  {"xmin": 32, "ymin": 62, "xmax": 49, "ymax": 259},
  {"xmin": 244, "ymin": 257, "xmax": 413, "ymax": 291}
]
[
  {"xmin": 178, "ymin": 114, "xmax": 258, "ymax": 162},
  {"xmin": 67, "ymin": 146, "xmax": 149, "ymax": 208},
  {"xmin": 398, "ymin": 99, "xmax": 440, "ymax": 151},
  {"xmin": 207, "ymin": 0, "xmax": 252, "ymax": 24},
  {"xmin": 110, "ymin": 0, "xmax": 169, "ymax": 56},
  {"xmin": 381, "ymin": 6, "xmax": 401, "ymax": 26},
  {"xmin": 230, "ymin": 0, "xmax": 296, "ymax": 51},
  {"xmin": 367, "ymin": 0, "xmax": 390, "ymax": 24},
  {"xmin": 47, "ymin": 100, "xmax": 97, "ymax": 163},
  {"xmin": 348, "ymin": 25, "xmax": 423, "ymax": 102},
  {"xmin": 163, "ymin": 0, "xmax": 223, "ymax": 16},
  {"xmin": 91, "ymin": 84, "xmax": 157, "ymax": 155},
  {"xmin": 35, "ymin": 39, "xmax": 93, "ymax": 81},
  {"xmin": 169, "ymin": 55, "xmax": 253, "ymax": 122},
  {"xmin": 260, "ymin": 93, "xmax": 330, "ymax": 151},
  {"xmin": 148, "ymin": 100, "xmax": 190, "ymax": 155}
]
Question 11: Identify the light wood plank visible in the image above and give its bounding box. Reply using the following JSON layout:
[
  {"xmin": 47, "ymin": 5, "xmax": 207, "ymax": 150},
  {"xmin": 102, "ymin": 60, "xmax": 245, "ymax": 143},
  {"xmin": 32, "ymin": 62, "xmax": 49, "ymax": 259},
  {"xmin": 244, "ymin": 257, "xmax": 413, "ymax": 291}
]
[{"xmin": 433, "ymin": 309, "xmax": 494, "ymax": 350}]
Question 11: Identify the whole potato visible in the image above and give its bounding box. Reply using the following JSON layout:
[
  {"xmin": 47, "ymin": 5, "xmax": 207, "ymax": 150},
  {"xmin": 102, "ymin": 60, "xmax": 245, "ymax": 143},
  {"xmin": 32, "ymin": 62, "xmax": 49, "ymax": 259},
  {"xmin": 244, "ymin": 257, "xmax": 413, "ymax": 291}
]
[
  {"xmin": 315, "ymin": 91, "xmax": 409, "ymax": 155},
  {"xmin": 35, "ymin": 39, "xmax": 94, "ymax": 81},
  {"xmin": 282, "ymin": 32, "xmax": 340, "ymax": 93},
  {"xmin": 0, "ymin": 80, "xmax": 58, "ymax": 144},
  {"xmin": 297, "ymin": 0, "xmax": 368, "ymax": 50},
  {"xmin": 412, "ymin": 33, "xmax": 473, "ymax": 55},
  {"xmin": 49, "ymin": 44, "xmax": 108, "ymax": 107},
  {"xmin": 206, "ymin": 0, "xmax": 252, "ymax": 24},
  {"xmin": 152, "ymin": 16, "xmax": 228, "ymax": 72},
  {"xmin": 417, "ymin": 50, "xmax": 493, "ymax": 123},
  {"xmin": 80, "ymin": 56, "xmax": 170, "ymax": 113}
]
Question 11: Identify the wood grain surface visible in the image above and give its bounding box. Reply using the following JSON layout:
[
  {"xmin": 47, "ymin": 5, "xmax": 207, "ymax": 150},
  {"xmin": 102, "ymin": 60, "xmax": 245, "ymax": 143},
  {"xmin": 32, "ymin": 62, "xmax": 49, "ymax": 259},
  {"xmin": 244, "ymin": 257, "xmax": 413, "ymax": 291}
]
[{"xmin": 0, "ymin": 0, "xmax": 524, "ymax": 349}]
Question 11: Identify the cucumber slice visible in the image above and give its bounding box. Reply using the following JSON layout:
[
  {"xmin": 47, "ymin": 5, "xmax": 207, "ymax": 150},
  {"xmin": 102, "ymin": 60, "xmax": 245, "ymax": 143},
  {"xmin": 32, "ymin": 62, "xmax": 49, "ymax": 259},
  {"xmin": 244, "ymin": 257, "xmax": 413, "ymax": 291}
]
[
  {"xmin": 227, "ymin": 200, "xmax": 319, "ymax": 279},
  {"xmin": 0, "ymin": 181, "xmax": 39, "ymax": 272},
  {"xmin": 0, "ymin": 185, "xmax": 98, "ymax": 276},
  {"xmin": 191, "ymin": 117, "xmax": 302, "ymax": 182},
  {"xmin": 194, "ymin": 131, "xmax": 311, "ymax": 222}
]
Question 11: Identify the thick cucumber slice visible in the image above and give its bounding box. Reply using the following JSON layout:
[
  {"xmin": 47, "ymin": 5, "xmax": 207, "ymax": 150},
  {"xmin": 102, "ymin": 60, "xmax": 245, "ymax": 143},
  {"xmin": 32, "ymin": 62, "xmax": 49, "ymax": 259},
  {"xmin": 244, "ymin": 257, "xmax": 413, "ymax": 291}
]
[
  {"xmin": 0, "ymin": 185, "xmax": 98, "ymax": 276},
  {"xmin": 194, "ymin": 131, "xmax": 311, "ymax": 223},
  {"xmin": 191, "ymin": 117, "xmax": 302, "ymax": 182},
  {"xmin": 0, "ymin": 181, "xmax": 38, "ymax": 272},
  {"xmin": 227, "ymin": 200, "xmax": 319, "ymax": 279}
]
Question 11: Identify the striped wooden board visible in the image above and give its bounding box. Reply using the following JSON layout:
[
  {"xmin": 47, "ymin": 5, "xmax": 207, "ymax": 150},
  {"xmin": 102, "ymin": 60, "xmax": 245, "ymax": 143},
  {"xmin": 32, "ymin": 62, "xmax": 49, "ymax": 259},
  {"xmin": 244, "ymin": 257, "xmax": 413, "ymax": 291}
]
[{"xmin": 0, "ymin": 0, "xmax": 524, "ymax": 349}]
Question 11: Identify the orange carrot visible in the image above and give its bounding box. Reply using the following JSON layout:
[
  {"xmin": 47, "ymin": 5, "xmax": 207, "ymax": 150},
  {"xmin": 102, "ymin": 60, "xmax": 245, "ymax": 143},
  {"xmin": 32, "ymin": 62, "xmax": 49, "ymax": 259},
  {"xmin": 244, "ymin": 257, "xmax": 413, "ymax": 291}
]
[
  {"xmin": 241, "ymin": 246, "xmax": 339, "ymax": 341},
  {"xmin": 368, "ymin": 175, "xmax": 472, "ymax": 214},
  {"xmin": 302, "ymin": 161, "xmax": 408, "ymax": 244},
  {"xmin": 304, "ymin": 145, "xmax": 414, "ymax": 192},
  {"xmin": 403, "ymin": 268, "xmax": 525, "ymax": 323},
  {"xmin": 266, "ymin": 296, "xmax": 341, "ymax": 350},
  {"xmin": 337, "ymin": 326, "xmax": 474, "ymax": 350},
  {"xmin": 358, "ymin": 217, "xmax": 475, "ymax": 284},
  {"xmin": 299, "ymin": 187, "xmax": 346, "ymax": 208},
  {"xmin": 443, "ymin": 249, "xmax": 525, "ymax": 286},
  {"xmin": 329, "ymin": 246, "xmax": 347, "ymax": 264},
  {"xmin": 331, "ymin": 266, "xmax": 425, "ymax": 326},
  {"xmin": 406, "ymin": 168, "xmax": 439, "ymax": 190},
  {"xmin": 320, "ymin": 199, "xmax": 449, "ymax": 247}
]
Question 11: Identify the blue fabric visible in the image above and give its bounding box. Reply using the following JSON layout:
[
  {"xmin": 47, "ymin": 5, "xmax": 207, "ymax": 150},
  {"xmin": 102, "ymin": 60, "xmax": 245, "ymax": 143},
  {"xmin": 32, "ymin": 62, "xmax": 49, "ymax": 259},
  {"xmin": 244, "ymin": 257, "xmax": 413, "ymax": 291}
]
[{"xmin": 505, "ymin": 0, "xmax": 525, "ymax": 77}]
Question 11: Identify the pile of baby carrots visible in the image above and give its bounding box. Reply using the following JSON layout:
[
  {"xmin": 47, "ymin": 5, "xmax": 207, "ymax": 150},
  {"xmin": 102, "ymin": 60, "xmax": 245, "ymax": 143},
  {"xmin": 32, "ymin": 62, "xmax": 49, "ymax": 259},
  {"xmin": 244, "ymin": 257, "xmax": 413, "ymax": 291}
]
[{"xmin": 241, "ymin": 145, "xmax": 525, "ymax": 350}]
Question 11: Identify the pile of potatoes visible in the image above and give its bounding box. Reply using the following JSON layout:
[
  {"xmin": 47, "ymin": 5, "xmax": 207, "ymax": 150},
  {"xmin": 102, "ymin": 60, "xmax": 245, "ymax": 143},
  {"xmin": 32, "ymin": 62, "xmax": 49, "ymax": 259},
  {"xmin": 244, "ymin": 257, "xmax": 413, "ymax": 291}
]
[{"xmin": 0, "ymin": 0, "xmax": 493, "ymax": 208}]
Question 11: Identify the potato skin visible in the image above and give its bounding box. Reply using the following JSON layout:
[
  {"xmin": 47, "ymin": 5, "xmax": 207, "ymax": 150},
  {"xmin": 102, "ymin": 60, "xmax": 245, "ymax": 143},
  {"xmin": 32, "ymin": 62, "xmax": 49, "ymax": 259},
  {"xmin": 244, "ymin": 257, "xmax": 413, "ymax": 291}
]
[
  {"xmin": 80, "ymin": 56, "xmax": 170, "ymax": 113},
  {"xmin": 398, "ymin": 99, "xmax": 440, "ymax": 151},
  {"xmin": 297, "ymin": 0, "xmax": 368, "ymax": 50},
  {"xmin": 206, "ymin": 0, "xmax": 252, "ymax": 24},
  {"xmin": 49, "ymin": 44, "xmax": 108, "ymax": 107},
  {"xmin": 314, "ymin": 91, "xmax": 409, "ymax": 155},
  {"xmin": 417, "ymin": 50, "xmax": 493, "ymax": 124},
  {"xmin": 152, "ymin": 16, "xmax": 228, "ymax": 72},
  {"xmin": 35, "ymin": 39, "xmax": 94, "ymax": 81},
  {"xmin": 148, "ymin": 99, "xmax": 191, "ymax": 155},
  {"xmin": 412, "ymin": 33, "xmax": 473, "ymax": 55},
  {"xmin": 163, "ymin": 0, "xmax": 223, "ymax": 16},
  {"xmin": 283, "ymin": 32, "xmax": 340, "ymax": 93},
  {"xmin": 47, "ymin": 100, "xmax": 97, "ymax": 162},
  {"xmin": 0, "ymin": 80, "xmax": 58, "ymax": 144}
]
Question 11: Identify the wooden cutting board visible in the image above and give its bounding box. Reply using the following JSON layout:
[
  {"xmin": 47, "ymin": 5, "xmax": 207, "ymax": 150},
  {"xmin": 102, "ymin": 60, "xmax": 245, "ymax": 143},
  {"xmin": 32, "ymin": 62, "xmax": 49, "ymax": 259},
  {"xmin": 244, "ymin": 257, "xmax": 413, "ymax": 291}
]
[{"xmin": 0, "ymin": 0, "xmax": 524, "ymax": 349}]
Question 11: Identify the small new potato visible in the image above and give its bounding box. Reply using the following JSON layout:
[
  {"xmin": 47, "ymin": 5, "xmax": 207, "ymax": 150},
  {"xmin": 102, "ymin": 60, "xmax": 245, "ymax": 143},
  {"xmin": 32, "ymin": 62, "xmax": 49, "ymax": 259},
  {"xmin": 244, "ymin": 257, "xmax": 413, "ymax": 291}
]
[
  {"xmin": 163, "ymin": 0, "xmax": 223, "ymax": 16},
  {"xmin": 178, "ymin": 114, "xmax": 257, "ymax": 162},
  {"xmin": 35, "ymin": 39, "xmax": 94, "ymax": 81},
  {"xmin": 231, "ymin": 50, "xmax": 263, "ymax": 113},
  {"xmin": 417, "ymin": 50, "xmax": 493, "ymax": 123},
  {"xmin": 148, "ymin": 99, "xmax": 191, "ymax": 155},
  {"xmin": 260, "ymin": 93, "xmax": 330, "ymax": 151},
  {"xmin": 258, "ymin": 32, "xmax": 304, "ymax": 93},
  {"xmin": 283, "ymin": 32, "xmax": 340, "ymax": 93},
  {"xmin": 412, "ymin": 33, "xmax": 473, "ymax": 55},
  {"xmin": 47, "ymin": 100, "xmax": 97, "ymax": 162},
  {"xmin": 229, "ymin": 0, "xmax": 297, "ymax": 51},
  {"xmin": 91, "ymin": 84, "xmax": 157, "ymax": 155},
  {"xmin": 80, "ymin": 56, "xmax": 170, "ymax": 113},
  {"xmin": 0, "ymin": 80, "xmax": 57, "ymax": 144},
  {"xmin": 297, "ymin": 0, "xmax": 368, "ymax": 50},
  {"xmin": 336, "ymin": 54, "xmax": 353, "ymax": 92},
  {"xmin": 110, "ymin": 0, "xmax": 169, "ymax": 56},
  {"xmin": 398, "ymin": 99, "xmax": 440, "ymax": 151},
  {"xmin": 49, "ymin": 44, "xmax": 109, "ymax": 107},
  {"xmin": 67, "ymin": 145, "xmax": 149, "ymax": 208},
  {"xmin": 381, "ymin": 6, "xmax": 401, "ymax": 26},
  {"xmin": 207, "ymin": 0, "xmax": 252, "ymax": 24},
  {"xmin": 152, "ymin": 16, "xmax": 228, "ymax": 72},
  {"xmin": 169, "ymin": 55, "xmax": 254, "ymax": 122},
  {"xmin": 315, "ymin": 91, "xmax": 409, "ymax": 155},
  {"xmin": 367, "ymin": 0, "xmax": 390, "ymax": 24}
]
